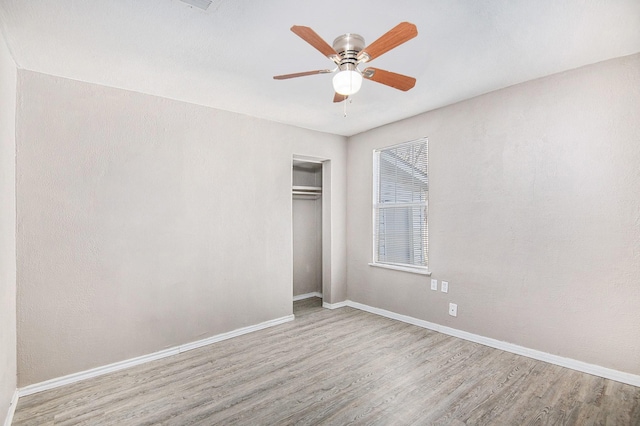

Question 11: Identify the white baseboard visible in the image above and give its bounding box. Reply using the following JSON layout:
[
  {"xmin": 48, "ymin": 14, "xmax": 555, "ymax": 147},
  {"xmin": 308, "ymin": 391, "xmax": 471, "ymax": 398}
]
[
  {"xmin": 322, "ymin": 300, "xmax": 348, "ymax": 310},
  {"xmin": 293, "ymin": 292, "xmax": 322, "ymax": 301},
  {"xmin": 18, "ymin": 314, "xmax": 295, "ymax": 397},
  {"xmin": 178, "ymin": 315, "xmax": 294, "ymax": 352},
  {"xmin": 15, "ymin": 301, "xmax": 639, "ymax": 400},
  {"xmin": 347, "ymin": 300, "xmax": 640, "ymax": 388},
  {"xmin": 3, "ymin": 389, "xmax": 18, "ymax": 426}
]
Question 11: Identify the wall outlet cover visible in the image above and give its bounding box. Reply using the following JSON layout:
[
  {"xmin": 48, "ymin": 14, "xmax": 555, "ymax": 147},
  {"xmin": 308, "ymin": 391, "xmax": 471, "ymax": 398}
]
[
  {"xmin": 441, "ymin": 281, "xmax": 449, "ymax": 293},
  {"xmin": 431, "ymin": 279, "xmax": 438, "ymax": 290},
  {"xmin": 449, "ymin": 303, "xmax": 457, "ymax": 317}
]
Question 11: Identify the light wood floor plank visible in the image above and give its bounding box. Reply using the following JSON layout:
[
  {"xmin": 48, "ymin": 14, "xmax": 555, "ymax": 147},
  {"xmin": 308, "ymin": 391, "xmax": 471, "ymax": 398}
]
[{"xmin": 13, "ymin": 298, "xmax": 640, "ymax": 425}]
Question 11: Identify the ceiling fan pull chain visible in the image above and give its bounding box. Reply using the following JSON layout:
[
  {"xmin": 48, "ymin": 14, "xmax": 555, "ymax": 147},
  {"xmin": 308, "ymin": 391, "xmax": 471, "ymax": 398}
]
[{"xmin": 344, "ymin": 97, "xmax": 348, "ymax": 117}]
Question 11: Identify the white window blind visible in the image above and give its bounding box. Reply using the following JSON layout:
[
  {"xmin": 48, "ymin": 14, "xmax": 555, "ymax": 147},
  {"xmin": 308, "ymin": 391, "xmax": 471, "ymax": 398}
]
[{"xmin": 373, "ymin": 138, "xmax": 428, "ymax": 270}]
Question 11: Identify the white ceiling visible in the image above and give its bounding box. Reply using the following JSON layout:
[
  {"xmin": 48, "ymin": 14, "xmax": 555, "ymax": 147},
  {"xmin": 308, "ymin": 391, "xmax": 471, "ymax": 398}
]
[{"xmin": 0, "ymin": 0, "xmax": 639, "ymax": 136}]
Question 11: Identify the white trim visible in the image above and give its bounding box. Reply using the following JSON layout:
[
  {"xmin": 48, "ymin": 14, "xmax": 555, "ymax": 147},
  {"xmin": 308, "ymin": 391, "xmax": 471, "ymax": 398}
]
[
  {"xmin": 368, "ymin": 262, "xmax": 431, "ymax": 276},
  {"xmin": 3, "ymin": 389, "xmax": 18, "ymax": 426},
  {"xmin": 346, "ymin": 300, "xmax": 640, "ymax": 388},
  {"xmin": 18, "ymin": 315, "xmax": 294, "ymax": 397},
  {"xmin": 178, "ymin": 315, "xmax": 294, "ymax": 352},
  {"xmin": 293, "ymin": 292, "xmax": 322, "ymax": 301},
  {"xmin": 14, "ymin": 302, "xmax": 638, "ymax": 401},
  {"xmin": 322, "ymin": 300, "xmax": 348, "ymax": 310},
  {"xmin": 19, "ymin": 348, "xmax": 178, "ymax": 397},
  {"xmin": 292, "ymin": 155, "xmax": 325, "ymax": 164}
]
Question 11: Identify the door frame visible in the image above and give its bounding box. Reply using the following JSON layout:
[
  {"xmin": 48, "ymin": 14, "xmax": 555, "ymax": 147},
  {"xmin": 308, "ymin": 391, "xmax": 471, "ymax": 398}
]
[{"xmin": 292, "ymin": 155, "xmax": 332, "ymax": 303}]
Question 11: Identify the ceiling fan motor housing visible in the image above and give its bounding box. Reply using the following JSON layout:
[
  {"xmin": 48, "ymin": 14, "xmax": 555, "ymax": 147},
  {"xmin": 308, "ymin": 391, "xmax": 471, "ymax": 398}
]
[{"xmin": 333, "ymin": 33, "xmax": 365, "ymax": 72}]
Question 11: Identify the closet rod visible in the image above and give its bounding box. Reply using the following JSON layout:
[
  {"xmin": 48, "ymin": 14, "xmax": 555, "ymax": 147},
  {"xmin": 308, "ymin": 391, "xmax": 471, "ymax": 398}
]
[
  {"xmin": 292, "ymin": 191, "xmax": 323, "ymax": 196},
  {"xmin": 292, "ymin": 185, "xmax": 321, "ymax": 192}
]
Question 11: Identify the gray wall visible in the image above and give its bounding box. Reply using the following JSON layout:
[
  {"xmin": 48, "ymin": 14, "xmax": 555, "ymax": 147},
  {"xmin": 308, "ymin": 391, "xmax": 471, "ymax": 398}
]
[
  {"xmin": 16, "ymin": 71, "xmax": 347, "ymax": 386},
  {"xmin": 0, "ymin": 28, "xmax": 17, "ymax": 421},
  {"xmin": 347, "ymin": 53, "xmax": 640, "ymax": 375},
  {"xmin": 292, "ymin": 198, "xmax": 322, "ymax": 296},
  {"xmin": 10, "ymin": 51, "xmax": 640, "ymax": 390}
]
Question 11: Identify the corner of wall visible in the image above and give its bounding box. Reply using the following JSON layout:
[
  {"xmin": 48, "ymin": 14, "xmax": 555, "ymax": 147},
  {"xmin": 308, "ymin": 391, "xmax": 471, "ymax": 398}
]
[{"xmin": 0, "ymin": 24, "xmax": 18, "ymax": 426}]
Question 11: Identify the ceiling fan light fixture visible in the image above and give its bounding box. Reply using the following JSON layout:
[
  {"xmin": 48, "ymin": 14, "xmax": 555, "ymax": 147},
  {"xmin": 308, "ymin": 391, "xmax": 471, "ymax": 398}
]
[{"xmin": 332, "ymin": 69, "xmax": 362, "ymax": 96}]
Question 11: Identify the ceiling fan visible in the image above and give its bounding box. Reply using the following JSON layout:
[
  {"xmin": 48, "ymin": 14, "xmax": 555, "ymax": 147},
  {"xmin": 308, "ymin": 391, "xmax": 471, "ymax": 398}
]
[{"xmin": 273, "ymin": 22, "xmax": 418, "ymax": 103}]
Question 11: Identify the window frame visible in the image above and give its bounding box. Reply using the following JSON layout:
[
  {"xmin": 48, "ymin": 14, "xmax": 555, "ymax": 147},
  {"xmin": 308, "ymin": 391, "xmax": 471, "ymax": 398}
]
[{"xmin": 370, "ymin": 137, "xmax": 430, "ymax": 275}]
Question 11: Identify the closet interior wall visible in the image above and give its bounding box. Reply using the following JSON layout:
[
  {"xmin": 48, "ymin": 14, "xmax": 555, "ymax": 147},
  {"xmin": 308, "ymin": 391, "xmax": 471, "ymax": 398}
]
[{"xmin": 292, "ymin": 161, "xmax": 322, "ymax": 298}]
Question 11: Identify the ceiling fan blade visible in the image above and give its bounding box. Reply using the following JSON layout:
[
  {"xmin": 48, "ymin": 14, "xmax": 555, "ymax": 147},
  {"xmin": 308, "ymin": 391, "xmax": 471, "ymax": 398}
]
[
  {"xmin": 362, "ymin": 67, "xmax": 416, "ymax": 91},
  {"xmin": 273, "ymin": 69, "xmax": 333, "ymax": 80},
  {"xmin": 357, "ymin": 22, "xmax": 417, "ymax": 63},
  {"xmin": 291, "ymin": 26, "xmax": 340, "ymax": 63},
  {"xmin": 333, "ymin": 93, "xmax": 348, "ymax": 103}
]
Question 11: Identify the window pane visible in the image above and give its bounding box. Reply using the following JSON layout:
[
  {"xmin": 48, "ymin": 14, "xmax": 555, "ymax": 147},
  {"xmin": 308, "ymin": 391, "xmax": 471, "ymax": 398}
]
[
  {"xmin": 374, "ymin": 138, "xmax": 428, "ymax": 269},
  {"xmin": 374, "ymin": 205, "xmax": 428, "ymax": 267},
  {"xmin": 378, "ymin": 143, "xmax": 428, "ymax": 204}
]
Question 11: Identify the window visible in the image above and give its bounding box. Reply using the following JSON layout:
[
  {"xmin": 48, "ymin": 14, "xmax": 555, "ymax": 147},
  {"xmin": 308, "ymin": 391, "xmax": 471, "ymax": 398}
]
[{"xmin": 372, "ymin": 138, "xmax": 428, "ymax": 272}]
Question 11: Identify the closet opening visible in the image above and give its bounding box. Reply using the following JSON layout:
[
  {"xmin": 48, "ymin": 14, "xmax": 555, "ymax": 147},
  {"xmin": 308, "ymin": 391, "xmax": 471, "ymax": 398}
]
[{"xmin": 292, "ymin": 157, "xmax": 327, "ymax": 307}]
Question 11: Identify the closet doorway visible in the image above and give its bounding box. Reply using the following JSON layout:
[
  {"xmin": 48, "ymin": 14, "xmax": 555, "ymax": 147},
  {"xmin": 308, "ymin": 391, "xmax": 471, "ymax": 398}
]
[{"xmin": 292, "ymin": 158, "xmax": 326, "ymax": 305}]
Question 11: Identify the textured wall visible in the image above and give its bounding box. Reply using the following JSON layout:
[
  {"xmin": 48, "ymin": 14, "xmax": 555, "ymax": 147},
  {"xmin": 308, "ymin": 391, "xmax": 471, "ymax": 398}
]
[
  {"xmin": 293, "ymin": 198, "xmax": 322, "ymax": 296},
  {"xmin": 347, "ymin": 53, "xmax": 640, "ymax": 375},
  {"xmin": 0, "ymin": 28, "xmax": 17, "ymax": 421},
  {"xmin": 16, "ymin": 71, "xmax": 346, "ymax": 386}
]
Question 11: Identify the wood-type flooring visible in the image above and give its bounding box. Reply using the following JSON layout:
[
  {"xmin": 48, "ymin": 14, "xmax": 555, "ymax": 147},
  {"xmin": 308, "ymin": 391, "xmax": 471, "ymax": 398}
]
[{"xmin": 12, "ymin": 298, "xmax": 640, "ymax": 425}]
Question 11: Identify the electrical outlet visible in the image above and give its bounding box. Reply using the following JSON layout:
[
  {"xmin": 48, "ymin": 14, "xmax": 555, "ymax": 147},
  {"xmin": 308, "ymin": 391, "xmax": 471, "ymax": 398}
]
[
  {"xmin": 430, "ymin": 279, "xmax": 438, "ymax": 291},
  {"xmin": 449, "ymin": 303, "xmax": 457, "ymax": 317},
  {"xmin": 441, "ymin": 281, "xmax": 449, "ymax": 293}
]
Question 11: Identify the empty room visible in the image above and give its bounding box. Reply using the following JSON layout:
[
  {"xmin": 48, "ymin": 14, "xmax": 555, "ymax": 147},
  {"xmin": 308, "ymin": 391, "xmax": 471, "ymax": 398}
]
[{"xmin": 1, "ymin": 1, "xmax": 639, "ymax": 424}]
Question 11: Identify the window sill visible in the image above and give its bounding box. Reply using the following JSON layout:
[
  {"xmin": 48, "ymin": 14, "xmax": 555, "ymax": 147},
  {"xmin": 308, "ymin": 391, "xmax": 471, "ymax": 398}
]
[{"xmin": 368, "ymin": 263, "xmax": 431, "ymax": 276}]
